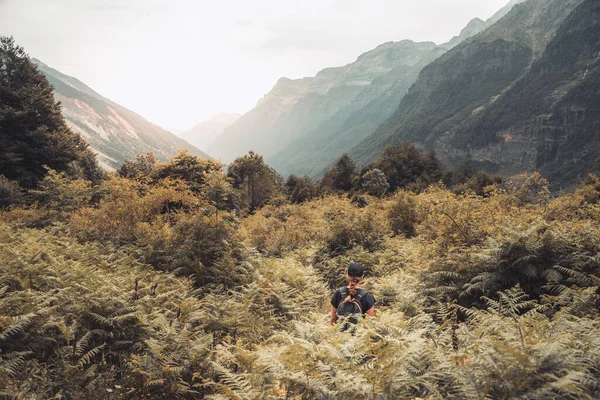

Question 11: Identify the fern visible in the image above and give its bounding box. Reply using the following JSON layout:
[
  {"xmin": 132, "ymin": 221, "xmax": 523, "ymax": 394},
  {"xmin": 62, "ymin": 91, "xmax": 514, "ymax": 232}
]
[
  {"xmin": 0, "ymin": 313, "xmax": 37, "ymax": 341},
  {"xmin": 76, "ymin": 344, "xmax": 105, "ymax": 367}
]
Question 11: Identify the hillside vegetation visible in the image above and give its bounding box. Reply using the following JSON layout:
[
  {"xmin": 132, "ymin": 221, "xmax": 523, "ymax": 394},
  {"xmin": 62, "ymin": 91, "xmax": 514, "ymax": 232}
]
[
  {"xmin": 33, "ymin": 60, "xmax": 209, "ymax": 171},
  {"xmin": 3, "ymin": 156, "xmax": 600, "ymax": 398}
]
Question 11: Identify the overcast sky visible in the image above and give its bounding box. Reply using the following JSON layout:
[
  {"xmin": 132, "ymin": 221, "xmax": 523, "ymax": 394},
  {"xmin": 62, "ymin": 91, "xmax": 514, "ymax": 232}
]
[{"xmin": 0, "ymin": 0, "xmax": 509, "ymax": 130}]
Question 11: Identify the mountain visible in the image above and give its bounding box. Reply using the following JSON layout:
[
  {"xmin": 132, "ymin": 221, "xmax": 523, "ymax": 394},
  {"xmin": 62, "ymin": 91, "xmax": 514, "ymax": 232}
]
[
  {"xmin": 210, "ymin": 0, "xmax": 525, "ymax": 177},
  {"xmin": 209, "ymin": 40, "xmax": 443, "ymax": 168},
  {"xmin": 33, "ymin": 60, "xmax": 209, "ymax": 170},
  {"xmin": 179, "ymin": 113, "xmax": 240, "ymax": 154},
  {"xmin": 447, "ymin": 0, "xmax": 600, "ymax": 189},
  {"xmin": 349, "ymin": 0, "xmax": 588, "ymax": 189}
]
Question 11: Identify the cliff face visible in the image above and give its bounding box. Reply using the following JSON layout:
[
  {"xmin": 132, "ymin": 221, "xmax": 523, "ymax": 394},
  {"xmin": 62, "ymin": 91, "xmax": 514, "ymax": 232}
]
[
  {"xmin": 349, "ymin": 0, "xmax": 587, "ymax": 189},
  {"xmin": 34, "ymin": 60, "xmax": 208, "ymax": 170},
  {"xmin": 265, "ymin": 41, "xmax": 446, "ymax": 177},
  {"xmin": 441, "ymin": 0, "xmax": 600, "ymax": 189}
]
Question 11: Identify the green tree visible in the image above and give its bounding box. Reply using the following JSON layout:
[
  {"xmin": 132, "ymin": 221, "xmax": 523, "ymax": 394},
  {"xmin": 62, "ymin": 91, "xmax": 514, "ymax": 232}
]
[
  {"xmin": 372, "ymin": 141, "xmax": 442, "ymax": 191},
  {"xmin": 0, "ymin": 175, "xmax": 24, "ymax": 208},
  {"xmin": 286, "ymin": 174, "xmax": 316, "ymax": 204},
  {"xmin": 118, "ymin": 152, "xmax": 158, "ymax": 181},
  {"xmin": 204, "ymin": 169, "xmax": 237, "ymax": 217},
  {"xmin": 361, "ymin": 168, "xmax": 389, "ymax": 197},
  {"xmin": 329, "ymin": 154, "xmax": 356, "ymax": 191},
  {"xmin": 227, "ymin": 151, "xmax": 282, "ymax": 211},
  {"xmin": 153, "ymin": 149, "xmax": 222, "ymax": 191},
  {"xmin": 0, "ymin": 36, "xmax": 100, "ymax": 188}
]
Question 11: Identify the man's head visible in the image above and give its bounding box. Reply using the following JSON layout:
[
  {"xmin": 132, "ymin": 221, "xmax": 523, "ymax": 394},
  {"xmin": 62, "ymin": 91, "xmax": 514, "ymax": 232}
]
[{"xmin": 347, "ymin": 262, "xmax": 364, "ymax": 284}]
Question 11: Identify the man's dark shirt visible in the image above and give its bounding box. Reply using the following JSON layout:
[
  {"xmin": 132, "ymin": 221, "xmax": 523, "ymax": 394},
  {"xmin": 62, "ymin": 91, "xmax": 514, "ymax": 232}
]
[{"xmin": 330, "ymin": 287, "xmax": 376, "ymax": 314}]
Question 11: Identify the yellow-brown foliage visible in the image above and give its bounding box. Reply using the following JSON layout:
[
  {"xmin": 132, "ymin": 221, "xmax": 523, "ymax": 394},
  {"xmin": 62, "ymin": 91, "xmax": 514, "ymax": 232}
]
[{"xmin": 69, "ymin": 177, "xmax": 202, "ymax": 242}]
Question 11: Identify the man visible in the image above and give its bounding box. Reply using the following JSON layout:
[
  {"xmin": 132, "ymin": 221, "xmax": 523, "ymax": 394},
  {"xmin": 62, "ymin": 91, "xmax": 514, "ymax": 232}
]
[{"xmin": 330, "ymin": 262, "xmax": 376, "ymax": 326}]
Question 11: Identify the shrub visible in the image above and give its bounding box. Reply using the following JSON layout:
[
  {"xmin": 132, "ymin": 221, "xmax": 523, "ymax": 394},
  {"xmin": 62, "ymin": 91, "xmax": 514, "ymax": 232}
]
[
  {"xmin": 69, "ymin": 177, "xmax": 200, "ymax": 242},
  {"xmin": 507, "ymin": 172, "xmax": 551, "ymax": 206},
  {"xmin": 387, "ymin": 191, "xmax": 417, "ymax": 237},
  {"xmin": 153, "ymin": 149, "xmax": 223, "ymax": 191},
  {"xmin": 286, "ymin": 174, "xmax": 317, "ymax": 204},
  {"xmin": 33, "ymin": 168, "xmax": 93, "ymax": 213},
  {"xmin": 324, "ymin": 199, "xmax": 390, "ymax": 255},
  {"xmin": 140, "ymin": 212, "xmax": 245, "ymax": 288},
  {"xmin": 117, "ymin": 152, "xmax": 158, "ymax": 181},
  {"xmin": 240, "ymin": 202, "xmax": 325, "ymax": 255}
]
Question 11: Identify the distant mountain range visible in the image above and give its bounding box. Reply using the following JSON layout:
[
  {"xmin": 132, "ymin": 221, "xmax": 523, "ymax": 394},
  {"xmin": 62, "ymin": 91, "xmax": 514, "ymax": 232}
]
[
  {"xmin": 179, "ymin": 113, "xmax": 240, "ymax": 154},
  {"xmin": 209, "ymin": 0, "xmax": 525, "ymax": 177},
  {"xmin": 34, "ymin": 0, "xmax": 599, "ymax": 189},
  {"xmin": 349, "ymin": 0, "xmax": 594, "ymax": 190},
  {"xmin": 34, "ymin": 60, "xmax": 208, "ymax": 170}
]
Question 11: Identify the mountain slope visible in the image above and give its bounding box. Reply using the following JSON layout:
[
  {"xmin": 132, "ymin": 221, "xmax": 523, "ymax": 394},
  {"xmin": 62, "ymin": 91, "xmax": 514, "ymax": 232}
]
[
  {"xmin": 442, "ymin": 0, "xmax": 600, "ymax": 189},
  {"xmin": 34, "ymin": 60, "xmax": 208, "ymax": 170},
  {"xmin": 266, "ymin": 41, "xmax": 446, "ymax": 177},
  {"xmin": 349, "ymin": 0, "xmax": 585, "ymax": 175},
  {"xmin": 210, "ymin": 0, "xmax": 524, "ymax": 176},
  {"xmin": 209, "ymin": 40, "xmax": 443, "ymax": 166},
  {"xmin": 179, "ymin": 113, "xmax": 240, "ymax": 154}
]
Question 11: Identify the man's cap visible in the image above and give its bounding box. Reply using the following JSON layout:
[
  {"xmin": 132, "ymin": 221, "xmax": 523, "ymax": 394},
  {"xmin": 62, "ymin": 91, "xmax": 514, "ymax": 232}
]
[{"xmin": 347, "ymin": 262, "xmax": 364, "ymax": 277}]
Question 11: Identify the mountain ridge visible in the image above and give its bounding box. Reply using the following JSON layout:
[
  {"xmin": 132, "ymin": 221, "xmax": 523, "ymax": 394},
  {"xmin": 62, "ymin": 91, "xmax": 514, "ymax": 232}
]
[
  {"xmin": 33, "ymin": 59, "xmax": 209, "ymax": 170},
  {"xmin": 348, "ymin": 0, "xmax": 587, "ymax": 189},
  {"xmin": 210, "ymin": 0, "xmax": 526, "ymax": 177},
  {"xmin": 179, "ymin": 112, "xmax": 241, "ymax": 154}
]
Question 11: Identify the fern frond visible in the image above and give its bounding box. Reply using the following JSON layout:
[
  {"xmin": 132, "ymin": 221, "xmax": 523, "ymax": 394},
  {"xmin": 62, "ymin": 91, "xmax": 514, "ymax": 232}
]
[
  {"xmin": 0, "ymin": 313, "xmax": 37, "ymax": 341},
  {"xmin": 77, "ymin": 344, "xmax": 105, "ymax": 367}
]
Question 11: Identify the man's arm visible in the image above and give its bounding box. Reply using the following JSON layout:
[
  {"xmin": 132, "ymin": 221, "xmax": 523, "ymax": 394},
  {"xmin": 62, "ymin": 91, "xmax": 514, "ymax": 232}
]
[{"xmin": 330, "ymin": 306, "xmax": 338, "ymax": 326}]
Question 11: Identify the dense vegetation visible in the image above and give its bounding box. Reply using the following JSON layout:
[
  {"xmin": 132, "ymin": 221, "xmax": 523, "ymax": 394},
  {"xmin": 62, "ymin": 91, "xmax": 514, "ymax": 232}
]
[
  {"xmin": 3, "ymin": 35, "xmax": 600, "ymax": 400},
  {"xmin": 3, "ymin": 157, "xmax": 600, "ymax": 398}
]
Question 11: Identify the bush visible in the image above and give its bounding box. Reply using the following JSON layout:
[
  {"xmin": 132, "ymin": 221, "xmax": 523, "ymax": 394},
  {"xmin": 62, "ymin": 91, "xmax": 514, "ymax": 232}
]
[
  {"xmin": 69, "ymin": 177, "xmax": 200, "ymax": 242},
  {"xmin": 140, "ymin": 212, "xmax": 245, "ymax": 288},
  {"xmin": 387, "ymin": 191, "xmax": 417, "ymax": 237},
  {"xmin": 324, "ymin": 199, "xmax": 390, "ymax": 255},
  {"xmin": 34, "ymin": 168, "xmax": 93, "ymax": 213},
  {"xmin": 507, "ymin": 172, "xmax": 551, "ymax": 206},
  {"xmin": 286, "ymin": 174, "xmax": 317, "ymax": 204},
  {"xmin": 240, "ymin": 202, "xmax": 325, "ymax": 255}
]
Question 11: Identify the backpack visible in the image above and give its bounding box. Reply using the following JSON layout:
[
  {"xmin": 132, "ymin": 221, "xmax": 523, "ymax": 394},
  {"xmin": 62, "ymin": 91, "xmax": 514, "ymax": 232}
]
[{"xmin": 335, "ymin": 287, "xmax": 366, "ymax": 324}]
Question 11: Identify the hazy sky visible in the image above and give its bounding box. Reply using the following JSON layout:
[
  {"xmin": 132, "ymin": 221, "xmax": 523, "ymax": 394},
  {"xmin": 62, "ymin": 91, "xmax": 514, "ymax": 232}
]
[{"xmin": 0, "ymin": 0, "xmax": 509, "ymax": 130}]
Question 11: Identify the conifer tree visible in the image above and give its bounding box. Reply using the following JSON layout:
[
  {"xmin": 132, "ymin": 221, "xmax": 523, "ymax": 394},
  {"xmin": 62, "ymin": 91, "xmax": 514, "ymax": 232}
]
[
  {"xmin": 330, "ymin": 154, "xmax": 356, "ymax": 191},
  {"xmin": 0, "ymin": 36, "xmax": 100, "ymax": 188}
]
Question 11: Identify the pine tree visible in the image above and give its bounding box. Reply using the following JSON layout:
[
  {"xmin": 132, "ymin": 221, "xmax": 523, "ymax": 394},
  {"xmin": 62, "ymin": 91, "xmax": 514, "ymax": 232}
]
[
  {"xmin": 0, "ymin": 36, "xmax": 100, "ymax": 188},
  {"xmin": 330, "ymin": 154, "xmax": 355, "ymax": 191}
]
